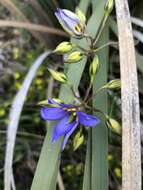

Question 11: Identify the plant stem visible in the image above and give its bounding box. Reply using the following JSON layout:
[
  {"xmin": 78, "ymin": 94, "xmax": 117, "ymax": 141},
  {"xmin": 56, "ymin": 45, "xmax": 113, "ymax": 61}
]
[
  {"xmin": 93, "ymin": 41, "xmax": 118, "ymax": 53},
  {"xmin": 67, "ymin": 83, "xmax": 80, "ymax": 99},
  {"xmin": 85, "ymin": 87, "xmax": 105, "ymax": 104},
  {"xmin": 83, "ymin": 81, "xmax": 93, "ymax": 102},
  {"xmin": 73, "ymin": 44, "xmax": 88, "ymax": 52},
  {"xmin": 93, "ymin": 12, "xmax": 109, "ymax": 45}
]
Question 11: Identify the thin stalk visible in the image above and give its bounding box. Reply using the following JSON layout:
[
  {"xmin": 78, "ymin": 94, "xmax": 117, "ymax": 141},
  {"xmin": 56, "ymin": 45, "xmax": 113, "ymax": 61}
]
[
  {"xmin": 93, "ymin": 41, "xmax": 118, "ymax": 53},
  {"xmin": 93, "ymin": 12, "xmax": 109, "ymax": 45}
]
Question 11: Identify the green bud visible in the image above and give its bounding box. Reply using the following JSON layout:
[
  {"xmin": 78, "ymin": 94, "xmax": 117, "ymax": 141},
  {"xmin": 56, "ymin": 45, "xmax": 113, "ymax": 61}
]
[
  {"xmin": 104, "ymin": 79, "xmax": 121, "ymax": 89},
  {"xmin": 37, "ymin": 100, "xmax": 48, "ymax": 106},
  {"xmin": 89, "ymin": 55, "xmax": 100, "ymax": 81},
  {"xmin": 106, "ymin": 116, "xmax": 121, "ymax": 135},
  {"xmin": 76, "ymin": 8, "xmax": 86, "ymax": 24},
  {"xmin": 38, "ymin": 98, "xmax": 63, "ymax": 107},
  {"xmin": 65, "ymin": 51, "xmax": 83, "ymax": 63},
  {"xmin": 104, "ymin": 0, "xmax": 114, "ymax": 13},
  {"xmin": 53, "ymin": 41, "xmax": 72, "ymax": 54},
  {"xmin": 48, "ymin": 68, "xmax": 67, "ymax": 83},
  {"xmin": 114, "ymin": 168, "xmax": 121, "ymax": 178},
  {"xmin": 73, "ymin": 131, "xmax": 84, "ymax": 150}
]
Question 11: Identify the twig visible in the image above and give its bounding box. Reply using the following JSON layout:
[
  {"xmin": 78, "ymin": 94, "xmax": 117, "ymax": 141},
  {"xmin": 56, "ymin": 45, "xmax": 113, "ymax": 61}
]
[
  {"xmin": 131, "ymin": 16, "xmax": 143, "ymax": 28},
  {"xmin": 58, "ymin": 171, "xmax": 65, "ymax": 190},
  {"xmin": 0, "ymin": 0, "xmax": 45, "ymax": 44},
  {"xmin": 11, "ymin": 172, "xmax": 16, "ymax": 190},
  {"xmin": 28, "ymin": 0, "xmax": 53, "ymax": 26},
  {"xmin": 93, "ymin": 41, "xmax": 118, "ymax": 52},
  {"xmin": 133, "ymin": 30, "xmax": 143, "ymax": 43},
  {"xmin": 115, "ymin": 0, "xmax": 141, "ymax": 190},
  {"xmin": 0, "ymin": 20, "xmax": 67, "ymax": 37}
]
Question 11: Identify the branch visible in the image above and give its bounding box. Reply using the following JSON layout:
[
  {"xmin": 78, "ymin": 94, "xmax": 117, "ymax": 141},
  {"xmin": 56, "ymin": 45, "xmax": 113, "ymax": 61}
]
[
  {"xmin": 0, "ymin": 20, "xmax": 67, "ymax": 37},
  {"xmin": 115, "ymin": 0, "xmax": 141, "ymax": 190}
]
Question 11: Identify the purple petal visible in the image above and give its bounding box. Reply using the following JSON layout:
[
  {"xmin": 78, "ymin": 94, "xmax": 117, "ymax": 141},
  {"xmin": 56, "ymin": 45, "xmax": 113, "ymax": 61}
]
[
  {"xmin": 61, "ymin": 120, "xmax": 78, "ymax": 150},
  {"xmin": 60, "ymin": 103, "xmax": 74, "ymax": 108},
  {"xmin": 41, "ymin": 107, "xmax": 66, "ymax": 120},
  {"xmin": 52, "ymin": 114, "xmax": 76, "ymax": 143},
  {"xmin": 59, "ymin": 9, "xmax": 79, "ymax": 22},
  {"xmin": 55, "ymin": 11, "xmax": 75, "ymax": 35},
  {"xmin": 76, "ymin": 111, "xmax": 100, "ymax": 127},
  {"xmin": 55, "ymin": 8, "xmax": 83, "ymax": 37},
  {"xmin": 48, "ymin": 98, "xmax": 60, "ymax": 105}
]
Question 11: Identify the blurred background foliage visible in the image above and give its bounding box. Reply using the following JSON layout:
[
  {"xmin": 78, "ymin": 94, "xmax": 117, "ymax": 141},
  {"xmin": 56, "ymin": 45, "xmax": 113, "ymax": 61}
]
[{"xmin": 0, "ymin": 0, "xmax": 142, "ymax": 190}]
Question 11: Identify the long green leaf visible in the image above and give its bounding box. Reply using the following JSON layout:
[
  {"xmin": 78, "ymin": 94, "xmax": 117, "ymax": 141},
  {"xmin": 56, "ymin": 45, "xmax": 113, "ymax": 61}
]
[
  {"xmin": 82, "ymin": 129, "xmax": 92, "ymax": 190},
  {"xmin": 30, "ymin": 1, "xmax": 90, "ymax": 190},
  {"xmin": 92, "ymin": 24, "xmax": 109, "ymax": 190},
  {"xmin": 82, "ymin": 1, "xmax": 108, "ymax": 190}
]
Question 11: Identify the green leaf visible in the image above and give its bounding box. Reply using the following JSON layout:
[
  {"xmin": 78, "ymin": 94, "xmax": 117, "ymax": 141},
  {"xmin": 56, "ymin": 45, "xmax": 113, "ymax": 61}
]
[
  {"xmin": 82, "ymin": 1, "xmax": 108, "ymax": 190},
  {"xmin": 30, "ymin": 127, "xmax": 61, "ymax": 190},
  {"xmin": 82, "ymin": 129, "xmax": 92, "ymax": 190},
  {"xmin": 92, "ymin": 22, "xmax": 109, "ymax": 190},
  {"xmin": 30, "ymin": 1, "xmax": 90, "ymax": 190}
]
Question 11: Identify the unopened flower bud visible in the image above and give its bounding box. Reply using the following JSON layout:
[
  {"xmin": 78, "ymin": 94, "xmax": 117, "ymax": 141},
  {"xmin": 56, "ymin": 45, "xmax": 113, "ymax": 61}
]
[
  {"xmin": 64, "ymin": 51, "xmax": 83, "ymax": 63},
  {"xmin": 55, "ymin": 8, "xmax": 85, "ymax": 38},
  {"xmin": 106, "ymin": 116, "xmax": 121, "ymax": 135},
  {"xmin": 104, "ymin": 0, "xmax": 114, "ymax": 14},
  {"xmin": 75, "ymin": 8, "xmax": 86, "ymax": 24},
  {"xmin": 38, "ymin": 100, "xmax": 49, "ymax": 106},
  {"xmin": 104, "ymin": 79, "xmax": 121, "ymax": 89},
  {"xmin": 53, "ymin": 41, "xmax": 72, "ymax": 54},
  {"xmin": 73, "ymin": 131, "xmax": 84, "ymax": 150},
  {"xmin": 89, "ymin": 55, "xmax": 100, "ymax": 81},
  {"xmin": 48, "ymin": 68, "xmax": 67, "ymax": 83},
  {"xmin": 38, "ymin": 98, "xmax": 64, "ymax": 106}
]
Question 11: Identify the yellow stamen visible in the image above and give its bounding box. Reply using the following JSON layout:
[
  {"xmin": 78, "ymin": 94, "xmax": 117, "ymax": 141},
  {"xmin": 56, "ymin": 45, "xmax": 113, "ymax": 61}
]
[
  {"xmin": 75, "ymin": 24, "xmax": 81, "ymax": 32},
  {"xmin": 73, "ymin": 112, "xmax": 76, "ymax": 116},
  {"xmin": 67, "ymin": 108, "xmax": 76, "ymax": 112}
]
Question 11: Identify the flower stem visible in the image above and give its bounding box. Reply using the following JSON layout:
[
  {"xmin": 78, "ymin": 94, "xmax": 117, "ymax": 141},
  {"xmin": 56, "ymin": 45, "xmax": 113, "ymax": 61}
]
[
  {"xmin": 67, "ymin": 82, "xmax": 80, "ymax": 99},
  {"xmin": 85, "ymin": 87, "xmax": 105, "ymax": 104},
  {"xmin": 92, "ymin": 41, "xmax": 118, "ymax": 53},
  {"xmin": 83, "ymin": 81, "xmax": 93, "ymax": 102},
  {"xmin": 85, "ymin": 105, "xmax": 107, "ymax": 119},
  {"xmin": 72, "ymin": 44, "xmax": 88, "ymax": 52},
  {"xmin": 93, "ymin": 12, "xmax": 109, "ymax": 45}
]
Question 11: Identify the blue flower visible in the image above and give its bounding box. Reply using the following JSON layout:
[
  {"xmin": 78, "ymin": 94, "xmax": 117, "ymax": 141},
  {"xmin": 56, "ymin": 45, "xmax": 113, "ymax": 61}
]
[
  {"xmin": 40, "ymin": 98, "xmax": 100, "ymax": 150},
  {"xmin": 55, "ymin": 8, "xmax": 85, "ymax": 38}
]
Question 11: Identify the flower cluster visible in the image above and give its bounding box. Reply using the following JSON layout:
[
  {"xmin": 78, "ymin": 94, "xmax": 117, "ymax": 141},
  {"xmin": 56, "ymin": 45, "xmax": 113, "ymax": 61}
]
[
  {"xmin": 41, "ymin": 99, "xmax": 100, "ymax": 150},
  {"xmin": 40, "ymin": 3, "xmax": 121, "ymax": 151}
]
